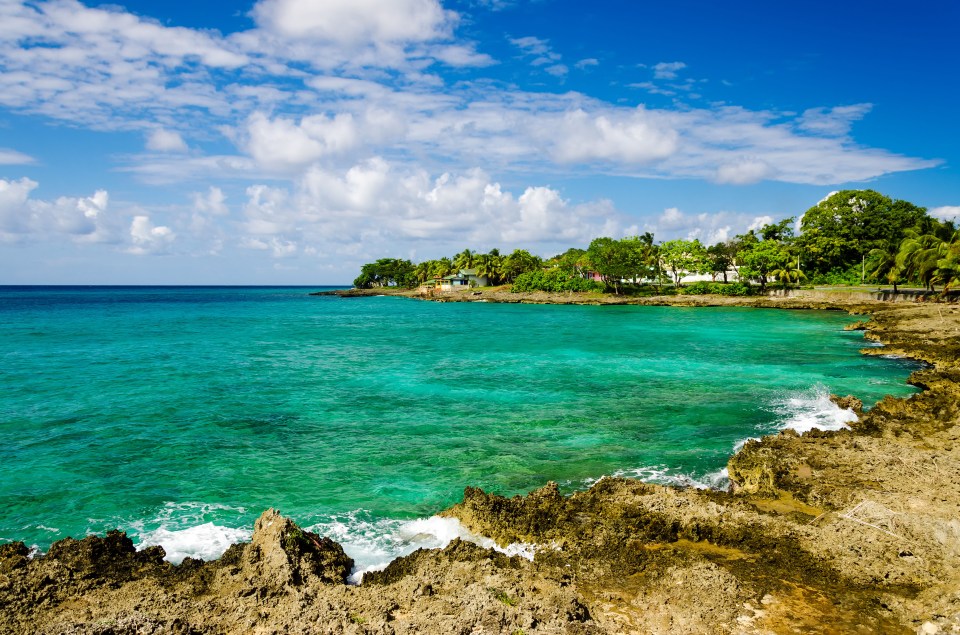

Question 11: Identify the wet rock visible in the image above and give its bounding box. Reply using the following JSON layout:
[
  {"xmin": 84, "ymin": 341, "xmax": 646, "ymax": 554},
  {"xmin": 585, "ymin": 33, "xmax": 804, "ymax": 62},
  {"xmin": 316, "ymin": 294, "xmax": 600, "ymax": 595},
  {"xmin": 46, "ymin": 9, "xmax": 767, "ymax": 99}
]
[{"xmin": 831, "ymin": 394, "xmax": 864, "ymax": 415}]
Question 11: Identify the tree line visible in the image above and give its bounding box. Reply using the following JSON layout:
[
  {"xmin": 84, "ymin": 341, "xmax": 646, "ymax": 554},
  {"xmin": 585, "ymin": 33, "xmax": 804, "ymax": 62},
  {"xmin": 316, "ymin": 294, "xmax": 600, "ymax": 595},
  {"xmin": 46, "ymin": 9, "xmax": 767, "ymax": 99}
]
[{"xmin": 353, "ymin": 190, "xmax": 959, "ymax": 295}]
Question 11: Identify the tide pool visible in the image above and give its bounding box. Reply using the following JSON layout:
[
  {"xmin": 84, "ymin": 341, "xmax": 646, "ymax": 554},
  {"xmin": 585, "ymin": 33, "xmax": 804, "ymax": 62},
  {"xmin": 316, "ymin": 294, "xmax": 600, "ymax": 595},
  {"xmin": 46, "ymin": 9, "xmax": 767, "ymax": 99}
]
[{"xmin": 0, "ymin": 287, "xmax": 920, "ymax": 572}]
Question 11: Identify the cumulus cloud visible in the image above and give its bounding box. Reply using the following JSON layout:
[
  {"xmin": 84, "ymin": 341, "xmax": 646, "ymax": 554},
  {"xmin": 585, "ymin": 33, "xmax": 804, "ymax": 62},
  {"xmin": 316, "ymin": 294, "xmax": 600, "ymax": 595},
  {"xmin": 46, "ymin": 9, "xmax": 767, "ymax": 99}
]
[
  {"xmin": 644, "ymin": 207, "xmax": 775, "ymax": 244},
  {"xmin": 0, "ymin": 177, "xmax": 118, "ymax": 243},
  {"xmin": 251, "ymin": 0, "xmax": 455, "ymax": 45},
  {"xmin": 128, "ymin": 215, "xmax": 175, "ymax": 255},
  {"xmin": 146, "ymin": 129, "xmax": 188, "ymax": 153},
  {"xmin": 192, "ymin": 187, "xmax": 229, "ymax": 216},
  {"xmin": 550, "ymin": 108, "xmax": 679, "ymax": 163},
  {"xmin": 575, "ymin": 58, "xmax": 599, "ymax": 70},
  {"xmin": 237, "ymin": 159, "xmax": 634, "ymax": 260},
  {"xmin": 929, "ymin": 205, "xmax": 960, "ymax": 220}
]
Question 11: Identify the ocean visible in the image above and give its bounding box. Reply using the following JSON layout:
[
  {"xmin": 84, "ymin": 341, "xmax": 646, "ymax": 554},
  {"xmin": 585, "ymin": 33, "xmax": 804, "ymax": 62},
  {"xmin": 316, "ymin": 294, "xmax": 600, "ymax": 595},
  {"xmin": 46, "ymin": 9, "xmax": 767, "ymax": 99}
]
[{"xmin": 0, "ymin": 286, "xmax": 920, "ymax": 579}]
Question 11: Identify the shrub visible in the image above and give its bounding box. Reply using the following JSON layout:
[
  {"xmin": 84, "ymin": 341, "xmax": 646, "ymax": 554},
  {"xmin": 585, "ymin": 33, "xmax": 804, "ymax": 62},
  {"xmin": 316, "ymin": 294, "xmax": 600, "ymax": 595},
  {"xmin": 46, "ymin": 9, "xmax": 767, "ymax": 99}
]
[
  {"xmin": 720, "ymin": 281, "xmax": 752, "ymax": 296},
  {"xmin": 809, "ymin": 266, "xmax": 863, "ymax": 286},
  {"xmin": 511, "ymin": 269, "xmax": 605, "ymax": 293},
  {"xmin": 678, "ymin": 281, "xmax": 715, "ymax": 295}
]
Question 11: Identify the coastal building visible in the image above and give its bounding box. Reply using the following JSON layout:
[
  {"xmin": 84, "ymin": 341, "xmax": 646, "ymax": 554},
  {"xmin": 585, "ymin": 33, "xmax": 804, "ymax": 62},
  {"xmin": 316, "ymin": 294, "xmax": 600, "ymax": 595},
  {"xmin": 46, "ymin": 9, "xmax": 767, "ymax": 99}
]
[{"xmin": 430, "ymin": 269, "xmax": 489, "ymax": 291}]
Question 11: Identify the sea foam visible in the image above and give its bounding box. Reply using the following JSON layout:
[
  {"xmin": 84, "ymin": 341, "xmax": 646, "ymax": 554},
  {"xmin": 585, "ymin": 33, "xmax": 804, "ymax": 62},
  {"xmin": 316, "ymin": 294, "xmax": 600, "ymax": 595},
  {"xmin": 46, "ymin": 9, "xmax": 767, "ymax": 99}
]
[
  {"xmin": 772, "ymin": 384, "xmax": 858, "ymax": 434},
  {"xmin": 137, "ymin": 522, "xmax": 251, "ymax": 564},
  {"xmin": 306, "ymin": 513, "xmax": 537, "ymax": 584}
]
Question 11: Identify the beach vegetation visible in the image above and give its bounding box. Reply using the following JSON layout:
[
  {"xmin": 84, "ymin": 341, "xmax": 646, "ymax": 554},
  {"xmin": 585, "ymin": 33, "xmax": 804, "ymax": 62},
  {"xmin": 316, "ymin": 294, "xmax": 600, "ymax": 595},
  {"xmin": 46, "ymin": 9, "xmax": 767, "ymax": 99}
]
[
  {"xmin": 796, "ymin": 190, "xmax": 927, "ymax": 275},
  {"xmin": 351, "ymin": 189, "xmax": 960, "ymax": 298},
  {"xmin": 659, "ymin": 239, "xmax": 709, "ymax": 288},
  {"xmin": 511, "ymin": 269, "xmax": 604, "ymax": 293}
]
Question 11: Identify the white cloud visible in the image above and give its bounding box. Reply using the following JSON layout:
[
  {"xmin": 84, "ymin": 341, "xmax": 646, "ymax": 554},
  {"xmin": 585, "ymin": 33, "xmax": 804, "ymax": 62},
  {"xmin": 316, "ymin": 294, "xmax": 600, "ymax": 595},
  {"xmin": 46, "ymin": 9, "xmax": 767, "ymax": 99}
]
[
  {"xmin": 146, "ymin": 129, "xmax": 188, "ymax": 153},
  {"xmin": 653, "ymin": 61, "xmax": 686, "ymax": 80},
  {"xmin": 252, "ymin": 0, "xmax": 456, "ymax": 45},
  {"xmin": 237, "ymin": 159, "xmax": 634, "ymax": 260},
  {"xmin": 575, "ymin": 58, "xmax": 599, "ymax": 70},
  {"xmin": 550, "ymin": 108, "xmax": 679, "ymax": 163},
  {"xmin": 0, "ymin": 177, "xmax": 38, "ymax": 234},
  {"xmin": 714, "ymin": 158, "xmax": 774, "ymax": 185},
  {"xmin": 545, "ymin": 64, "xmax": 568, "ymax": 77},
  {"xmin": 129, "ymin": 215, "xmax": 175, "ymax": 255},
  {"xmin": 797, "ymin": 104, "xmax": 872, "ymax": 137},
  {"xmin": 645, "ymin": 207, "xmax": 773, "ymax": 244},
  {"xmin": 0, "ymin": 148, "xmax": 35, "ymax": 165},
  {"xmin": 0, "ymin": 177, "xmax": 118, "ymax": 243},
  {"xmin": 510, "ymin": 36, "xmax": 554, "ymax": 57},
  {"xmin": 747, "ymin": 216, "xmax": 774, "ymax": 231},
  {"xmin": 192, "ymin": 187, "xmax": 229, "ymax": 216},
  {"xmin": 929, "ymin": 205, "xmax": 960, "ymax": 220}
]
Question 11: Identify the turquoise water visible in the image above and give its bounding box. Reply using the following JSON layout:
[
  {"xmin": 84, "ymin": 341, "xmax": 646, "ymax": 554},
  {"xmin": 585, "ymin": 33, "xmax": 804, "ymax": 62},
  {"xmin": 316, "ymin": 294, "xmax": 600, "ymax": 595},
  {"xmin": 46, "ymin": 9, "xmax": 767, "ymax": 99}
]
[{"xmin": 0, "ymin": 287, "xmax": 919, "ymax": 570}]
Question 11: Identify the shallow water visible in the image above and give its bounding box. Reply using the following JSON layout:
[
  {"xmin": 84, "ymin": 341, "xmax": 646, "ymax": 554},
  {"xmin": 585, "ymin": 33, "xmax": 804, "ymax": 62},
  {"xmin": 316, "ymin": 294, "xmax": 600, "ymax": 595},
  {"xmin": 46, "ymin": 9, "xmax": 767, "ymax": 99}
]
[{"xmin": 0, "ymin": 286, "xmax": 920, "ymax": 573}]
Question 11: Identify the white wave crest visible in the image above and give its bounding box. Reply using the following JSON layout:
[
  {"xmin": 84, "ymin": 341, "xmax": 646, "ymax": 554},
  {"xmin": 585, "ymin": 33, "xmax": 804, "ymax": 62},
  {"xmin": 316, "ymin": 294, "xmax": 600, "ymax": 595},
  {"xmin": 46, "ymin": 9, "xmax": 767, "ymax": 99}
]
[
  {"xmin": 137, "ymin": 523, "xmax": 251, "ymax": 564},
  {"xmin": 129, "ymin": 501, "xmax": 250, "ymax": 565},
  {"xmin": 586, "ymin": 465, "xmax": 730, "ymax": 491},
  {"xmin": 306, "ymin": 513, "xmax": 537, "ymax": 584},
  {"xmin": 772, "ymin": 385, "xmax": 857, "ymax": 434}
]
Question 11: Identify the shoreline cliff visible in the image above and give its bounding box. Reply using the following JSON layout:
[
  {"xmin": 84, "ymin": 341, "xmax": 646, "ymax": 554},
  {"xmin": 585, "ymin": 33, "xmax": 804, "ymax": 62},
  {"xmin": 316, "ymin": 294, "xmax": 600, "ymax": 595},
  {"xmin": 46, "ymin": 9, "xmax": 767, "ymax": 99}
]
[{"xmin": 2, "ymin": 295, "xmax": 958, "ymax": 634}]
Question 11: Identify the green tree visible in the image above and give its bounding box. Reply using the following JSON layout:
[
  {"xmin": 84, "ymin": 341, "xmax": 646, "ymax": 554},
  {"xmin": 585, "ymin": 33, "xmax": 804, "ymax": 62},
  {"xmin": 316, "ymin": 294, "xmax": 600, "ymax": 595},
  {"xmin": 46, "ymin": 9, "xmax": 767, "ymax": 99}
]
[
  {"xmin": 452, "ymin": 249, "xmax": 476, "ymax": 270},
  {"xmin": 501, "ymin": 249, "xmax": 542, "ymax": 283},
  {"xmin": 585, "ymin": 237, "xmax": 643, "ymax": 294},
  {"xmin": 867, "ymin": 241, "xmax": 903, "ymax": 292},
  {"xmin": 739, "ymin": 240, "xmax": 790, "ymax": 291},
  {"xmin": 474, "ymin": 252, "xmax": 502, "ymax": 286},
  {"xmin": 798, "ymin": 190, "xmax": 927, "ymax": 274},
  {"xmin": 658, "ymin": 239, "xmax": 708, "ymax": 288},
  {"xmin": 707, "ymin": 241, "xmax": 737, "ymax": 283},
  {"xmin": 353, "ymin": 258, "xmax": 416, "ymax": 288}
]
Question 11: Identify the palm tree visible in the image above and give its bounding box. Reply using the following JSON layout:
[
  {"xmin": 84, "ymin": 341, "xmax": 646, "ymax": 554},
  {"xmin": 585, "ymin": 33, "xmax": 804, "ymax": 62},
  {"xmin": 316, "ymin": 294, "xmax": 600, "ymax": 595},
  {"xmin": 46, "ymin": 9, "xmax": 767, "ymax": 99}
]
[
  {"xmin": 933, "ymin": 231, "xmax": 960, "ymax": 294},
  {"xmin": 452, "ymin": 249, "xmax": 476, "ymax": 271},
  {"xmin": 897, "ymin": 231, "xmax": 942, "ymax": 291},
  {"xmin": 475, "ymin": 252, "xmax": 502, "ymax": 286},
  {"xmin": 771, "ymin": 265, "xmax": 806, "ymax": 288},
  {"xmin": 867, "ymin": 242, "xmax": 903, "ymax": 292},
  {"xmin": 429, "ymin": 257, "xmax": 455, "ymax": 279}
]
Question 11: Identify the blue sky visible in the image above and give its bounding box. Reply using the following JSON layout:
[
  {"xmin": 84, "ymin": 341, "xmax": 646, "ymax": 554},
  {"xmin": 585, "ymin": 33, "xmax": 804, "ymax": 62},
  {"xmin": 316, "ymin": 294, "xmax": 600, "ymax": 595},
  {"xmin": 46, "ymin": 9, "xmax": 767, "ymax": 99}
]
[{"xmin": 1, "ymin": 0, "xmax": 957, "ymax": 284}]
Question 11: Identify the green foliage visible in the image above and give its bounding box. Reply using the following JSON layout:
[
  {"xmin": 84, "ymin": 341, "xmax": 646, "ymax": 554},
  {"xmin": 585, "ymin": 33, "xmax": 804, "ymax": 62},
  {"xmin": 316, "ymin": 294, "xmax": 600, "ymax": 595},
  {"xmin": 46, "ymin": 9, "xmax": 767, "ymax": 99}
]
[
  {"xmin": 501, "ymin": 249, "xmax": 542, "ymax": 282},
  {"xmin": 809, "ymin": 266, "xmax": 863, "ymax": 286},
  {"xmin": 677, "ymin": 281, "xmax": 753, "ymax": 296},
  {"xmin": 797, "ymin": 190, "xmax": 927, "ymax": 274},
  {"xmin": 739, "ymin": 240, "xmax": 790, "ymax": 290},
  {"xmin": 489, "ymin": 588, "xmax": 517, "ymax": 606},
  {"xmin": 586, "ymin": 237, "xmax": 639, "ymax": 294},
  {"xmin": 511, "ymin": 269, "xmax": 604, "ymax": 293},
  {"xmin": 659, "ymin": 239, "xmax": 708, "ymax": 287},
  {"xmin": 353, "ymin": 258, "xmax": 416, "ymax": 288},
  {"xmin": 721, "ymin": 281, "xmax": 753, "ymax": 296}
]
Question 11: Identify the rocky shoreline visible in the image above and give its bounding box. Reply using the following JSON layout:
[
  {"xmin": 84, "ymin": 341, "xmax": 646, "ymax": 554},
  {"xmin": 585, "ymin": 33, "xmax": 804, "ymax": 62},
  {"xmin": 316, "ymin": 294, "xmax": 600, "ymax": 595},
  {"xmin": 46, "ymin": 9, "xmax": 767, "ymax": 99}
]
[{"xmin": 2, "ymin": 294, "xmax": 959, "ymax": 634}]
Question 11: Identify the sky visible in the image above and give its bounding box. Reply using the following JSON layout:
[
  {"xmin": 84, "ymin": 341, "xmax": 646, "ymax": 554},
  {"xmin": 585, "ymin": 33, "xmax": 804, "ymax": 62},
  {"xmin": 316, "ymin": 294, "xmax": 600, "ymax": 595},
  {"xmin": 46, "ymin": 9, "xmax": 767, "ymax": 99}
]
[{"xmin": 1, "ymin": 0, "xmax": 958, "ymax": 284}]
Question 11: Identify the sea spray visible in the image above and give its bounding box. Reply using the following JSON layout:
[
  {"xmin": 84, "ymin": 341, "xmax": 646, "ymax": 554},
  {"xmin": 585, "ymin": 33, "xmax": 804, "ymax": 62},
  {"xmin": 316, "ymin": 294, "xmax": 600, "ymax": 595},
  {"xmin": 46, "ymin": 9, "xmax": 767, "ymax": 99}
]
[{"xmin": 771, "ymin": 384, "xmax": 858, "ymax": 434}]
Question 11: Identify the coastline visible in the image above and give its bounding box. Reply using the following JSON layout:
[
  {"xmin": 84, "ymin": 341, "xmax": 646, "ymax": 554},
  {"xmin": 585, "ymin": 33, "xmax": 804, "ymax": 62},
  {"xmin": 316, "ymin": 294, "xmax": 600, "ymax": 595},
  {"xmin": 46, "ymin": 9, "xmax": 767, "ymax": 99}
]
[{"xmin": 2, "ymin": 294, "xmax": 958, "ymax": 634}]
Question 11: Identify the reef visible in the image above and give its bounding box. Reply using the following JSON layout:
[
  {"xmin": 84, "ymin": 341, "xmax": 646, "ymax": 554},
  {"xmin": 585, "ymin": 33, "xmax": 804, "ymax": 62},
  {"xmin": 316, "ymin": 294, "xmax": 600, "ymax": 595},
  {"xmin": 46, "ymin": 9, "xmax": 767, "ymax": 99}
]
[{"xmin": 2, "ymin": 301, "xmax": 958, "ymax": 634}]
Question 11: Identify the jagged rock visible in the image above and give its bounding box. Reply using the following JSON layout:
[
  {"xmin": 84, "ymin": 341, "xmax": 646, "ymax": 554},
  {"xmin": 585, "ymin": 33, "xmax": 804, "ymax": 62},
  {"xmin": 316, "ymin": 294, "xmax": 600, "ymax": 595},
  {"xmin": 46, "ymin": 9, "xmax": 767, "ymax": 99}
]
[
  {"xmin": 236, "ymin": 508, "xmax": 353, "ymax": 590},
  {"xmin": 831, "ymin": 393, "xmax": 864, "ymax": 415}
]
